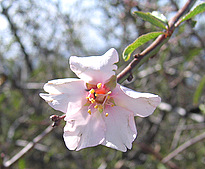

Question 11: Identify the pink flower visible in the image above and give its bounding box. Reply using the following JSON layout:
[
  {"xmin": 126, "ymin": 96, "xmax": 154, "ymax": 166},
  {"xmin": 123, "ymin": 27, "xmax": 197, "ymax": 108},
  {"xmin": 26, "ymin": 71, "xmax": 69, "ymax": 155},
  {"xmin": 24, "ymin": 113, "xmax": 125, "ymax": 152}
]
[{"xmin": 40, "ymin": 48, "xmax": 161, "ymax": 152}]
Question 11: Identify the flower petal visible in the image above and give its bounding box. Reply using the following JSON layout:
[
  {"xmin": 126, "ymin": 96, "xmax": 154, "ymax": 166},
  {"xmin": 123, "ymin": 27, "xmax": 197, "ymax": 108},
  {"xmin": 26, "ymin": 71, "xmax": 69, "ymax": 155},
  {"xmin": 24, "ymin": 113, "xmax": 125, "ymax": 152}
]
[
  {"xmin": 69, "ymin": 48, "xmax": 119, "ymax": 84},
  {"xmin": 64, "ymin": 107, "xmax": 105, "ymax": 151},
  {"xmin": 113, "ymin": 84, "xmax": 161, "ymax": 117},
  {"xmin": 102, "ymin": 106, "xmax": 137, "ymax": 152},
  {"xmin": 39, "ymin": 78, "xmax": 86, "ymax": 113},
  {"xmin": 43, "ymin": 78, "xmax": 85, "ymax": 95}
]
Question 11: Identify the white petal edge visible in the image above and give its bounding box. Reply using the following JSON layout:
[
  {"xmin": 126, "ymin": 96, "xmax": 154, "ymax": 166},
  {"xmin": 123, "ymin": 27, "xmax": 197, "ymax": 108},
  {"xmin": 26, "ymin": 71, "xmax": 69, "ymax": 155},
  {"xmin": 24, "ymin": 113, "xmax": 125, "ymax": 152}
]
[
  {"xmin": 113, "ymin": 84, "xmax": 161, "ymax": 117},
  {"xmin": 69, "ymin": 48, "xmax": 119, "ymax": 84},
  {"xmin": 43, "ymin": 78, "xmax": 85, "ymax": 95},
  {"xmin": 40, "ymin": 78, "xmax": 86, "ymax": 113}
]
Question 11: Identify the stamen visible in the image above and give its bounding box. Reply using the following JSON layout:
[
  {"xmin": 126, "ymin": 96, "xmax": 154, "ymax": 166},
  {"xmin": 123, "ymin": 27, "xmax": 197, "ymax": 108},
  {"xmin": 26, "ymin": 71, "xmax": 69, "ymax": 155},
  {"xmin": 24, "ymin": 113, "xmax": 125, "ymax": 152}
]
[
  {"xmin": 85, "ymin": 83, "xmax": 116, "ymax": 116},
  {"xmin": 89, "ymin": 89, "xmax": 95, "ymax": 94},
  {"xmin": 88, "ymin": 109, "xmax": 91, "ymax": 115},
  {"xmin": 97, "ymin": 83, "xmax": 102, "ymax": 89}
]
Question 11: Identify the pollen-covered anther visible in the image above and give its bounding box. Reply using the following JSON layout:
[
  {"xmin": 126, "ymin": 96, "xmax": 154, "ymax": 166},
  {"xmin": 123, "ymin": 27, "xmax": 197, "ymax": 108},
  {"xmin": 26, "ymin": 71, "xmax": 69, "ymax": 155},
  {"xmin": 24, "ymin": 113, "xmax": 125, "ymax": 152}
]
[
  {"xmin": 94, "ymin": 105, "xmax": 98, "ymax": 109},
  {"xmin": 90, "ymin": 98, "xmax": 95, "ymax": 103},
  {"xmin": 97, "ymin": 83, "xmax": 102, "ymax": 89},
  {"xmin": 105, "ymin": 113, "xmax": 109, "ymax": 117},
  {"xmin": 86, "ymin": 97, "xmax": 89, "ymax": 99},
  {"xmin": 89, "ymin": 89, "xmax": 95, "ymax": 94},
  {"xmin": 88, "ymin": 109, "xmax": 92, "ymax": 115}
]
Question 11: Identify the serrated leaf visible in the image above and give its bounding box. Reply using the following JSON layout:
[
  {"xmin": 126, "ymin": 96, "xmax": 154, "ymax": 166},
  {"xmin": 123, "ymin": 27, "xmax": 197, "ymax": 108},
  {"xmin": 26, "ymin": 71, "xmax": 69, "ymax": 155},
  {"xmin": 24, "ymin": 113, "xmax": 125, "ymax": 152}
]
[
  {"xmin": 122, "ymin": 32, "xmax": 163, "ymax": 61},
  {"xmin": 180, "ymin": 3, "xmax": 205, "ymax": 24},
  {"xmin": 193, "ymin": 75, "xmax": 205, "ymax": 105},
  {"xmin": 134, "ymin": 11, "xmax": 168, "ymax": 29}
]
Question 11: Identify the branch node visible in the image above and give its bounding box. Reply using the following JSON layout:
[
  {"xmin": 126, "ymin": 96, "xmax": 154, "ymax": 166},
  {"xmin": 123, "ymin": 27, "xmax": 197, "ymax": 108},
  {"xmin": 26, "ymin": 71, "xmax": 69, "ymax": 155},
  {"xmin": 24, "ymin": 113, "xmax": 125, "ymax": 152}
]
[
  {"xmin": 50, "ymin": 114, "xmax": 66, "ymax": 127},
  {"xmin": 127, "ymin": 72, "xmax": 133, "ymax": 82},
  {"xmin": 134, "ymin": 53, "xmax": 141, "ymax": 59}
]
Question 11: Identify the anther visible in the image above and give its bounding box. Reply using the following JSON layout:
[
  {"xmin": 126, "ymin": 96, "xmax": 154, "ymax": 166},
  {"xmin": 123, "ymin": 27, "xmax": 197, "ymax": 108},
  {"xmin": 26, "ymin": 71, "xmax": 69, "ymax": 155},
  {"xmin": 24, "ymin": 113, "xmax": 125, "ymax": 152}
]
[
  {"xmin": 90, "ymin": 98, "xmax": 95, "ymax": 103},
  {"xmin": 88, "ymin": 109, "xmax": 91, "ymax": 115},
  {"xmin": 94, "ymin": 105, "xmax": 98, "ymax": 109},
  {"xmin": 89, "ymin": 89, "xmax": 95, "ymax": 94},
  {"xmin": 86, "ymin": 97, "xmax": 90, "ymax": 99},
  {"xmin": 105, "ymin": 113, "xmax": 109, "ymax": 117},
  {"xmin": 97, "ymin": 83, "xmax": 102, "ymax": 89}
]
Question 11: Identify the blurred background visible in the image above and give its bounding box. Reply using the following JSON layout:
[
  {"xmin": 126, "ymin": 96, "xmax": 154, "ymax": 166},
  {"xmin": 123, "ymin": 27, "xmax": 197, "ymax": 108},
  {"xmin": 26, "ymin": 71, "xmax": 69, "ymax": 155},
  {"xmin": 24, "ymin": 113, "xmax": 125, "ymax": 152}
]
[{"xmin": 0, "ymin": 0, "xmax": 205, "ymax": 168}]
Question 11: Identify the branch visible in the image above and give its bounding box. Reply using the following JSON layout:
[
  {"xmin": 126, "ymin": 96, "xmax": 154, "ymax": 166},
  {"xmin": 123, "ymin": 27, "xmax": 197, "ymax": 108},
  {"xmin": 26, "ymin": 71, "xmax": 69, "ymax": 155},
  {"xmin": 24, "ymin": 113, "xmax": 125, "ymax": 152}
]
[
  {"xmin": 162, "ymin": 131, "xmax": 205, "ymax": 163},
  {"xmin": 117, "ymin": 0, "xmax": 197, "ymax": 83},
  {"xmin": 3, "ymin": 125, "xmax": 54, "ymax": 168},
  {"xmin": 138, "ymin": 142, "xmax": 179, "ymax": 169},
  {"xmin": 1, "ymin": 4, "xmax": 33, "ymax": 73}
]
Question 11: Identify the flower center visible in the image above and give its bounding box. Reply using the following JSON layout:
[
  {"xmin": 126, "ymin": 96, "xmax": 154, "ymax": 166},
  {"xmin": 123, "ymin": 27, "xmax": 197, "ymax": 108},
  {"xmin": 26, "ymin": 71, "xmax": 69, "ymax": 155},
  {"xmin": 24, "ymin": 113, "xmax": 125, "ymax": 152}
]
[{"xmin": 85, "ymin": 83, "xmax": 115, "ymax": 117}]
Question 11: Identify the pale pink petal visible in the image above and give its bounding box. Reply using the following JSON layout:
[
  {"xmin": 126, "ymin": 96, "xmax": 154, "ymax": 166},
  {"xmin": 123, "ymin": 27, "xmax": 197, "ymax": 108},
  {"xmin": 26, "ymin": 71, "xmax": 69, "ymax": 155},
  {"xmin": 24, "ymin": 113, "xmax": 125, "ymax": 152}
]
[
  {"xmin": 113, "ymin": 84, "xmax": 161, "ymax": 117},
  {"xmin": 63, "ymin": 107, "xmax": 105, "ymax": 151},
  {"xmin": 102, "ymin": 106, "xmax": 137, "ymax": 152},
  {"xmin": 69, "ymin": 48, "xmax": 119, "ymax": 84},
  {"xmin": 39, "ymin": 78, "xmax": 86, "ymax": 113}
]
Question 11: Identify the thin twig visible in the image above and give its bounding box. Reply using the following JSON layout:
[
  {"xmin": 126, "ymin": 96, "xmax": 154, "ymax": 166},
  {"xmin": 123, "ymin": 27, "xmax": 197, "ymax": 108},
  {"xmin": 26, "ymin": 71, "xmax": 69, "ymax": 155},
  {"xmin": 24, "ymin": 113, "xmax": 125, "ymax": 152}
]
[
  {"xmin": 117, "ymin": 0, "xmax": 196, "ymax": 83},
  {"xmin": 170, "ymin": 118, "xmax": 186, "ymax": 150},
  {"xmin": 162, "ymin": 131, "xmax": 205, "ymax": 163},
  {"xmin": 50, "ymin": 114, "xmax": 66, "ymax": 127},
  {"xmin": 3, "ymin": 125, "xmax": 54, "ymax": 168},
  {"xmin": 138, "ymin": 142, "xmax": 179, "ymax": 169}
]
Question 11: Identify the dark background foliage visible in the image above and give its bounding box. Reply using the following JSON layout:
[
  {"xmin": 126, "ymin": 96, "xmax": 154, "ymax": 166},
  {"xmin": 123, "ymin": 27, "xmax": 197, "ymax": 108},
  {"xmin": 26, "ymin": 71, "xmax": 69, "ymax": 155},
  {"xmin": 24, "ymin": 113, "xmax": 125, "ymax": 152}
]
[{"xmin": 0, "ymin": 0, "xmax": 204, "ymax": 168}]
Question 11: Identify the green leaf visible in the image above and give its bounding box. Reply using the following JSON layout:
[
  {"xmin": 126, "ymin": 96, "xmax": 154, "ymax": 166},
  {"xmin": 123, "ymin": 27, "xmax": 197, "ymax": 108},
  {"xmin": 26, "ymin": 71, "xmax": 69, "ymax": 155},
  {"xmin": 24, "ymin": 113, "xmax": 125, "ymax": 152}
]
[
  {"xmin": 180, "ymin": 3, "xmax": 205, "ymax": 24},
  {"xmin": 134, "ymin": 11, "xmax": 168, "ymax": 29},
  {"xmin": 122, "ymin": 32, "xmax": 163, "ymax": 61},
  {"xmin": 151, "ymin": 11, "xmax": 168, "ymax": 25},
  {"xmin": 193, "ymin": 75, "xmax": 205, "ymax": 105},
  {"xmin": 119, "ymin": 37, "xmax": 169, "ymax": 83}
]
